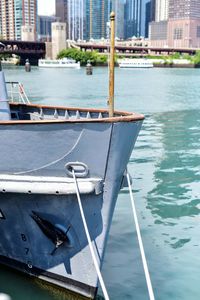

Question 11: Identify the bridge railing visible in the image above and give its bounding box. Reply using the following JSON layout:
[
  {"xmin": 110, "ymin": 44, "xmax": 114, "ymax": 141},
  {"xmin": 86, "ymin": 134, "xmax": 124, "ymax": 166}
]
[{"xmin": 6, "ymin": 82, "xmax": 30, "ymax": 104}]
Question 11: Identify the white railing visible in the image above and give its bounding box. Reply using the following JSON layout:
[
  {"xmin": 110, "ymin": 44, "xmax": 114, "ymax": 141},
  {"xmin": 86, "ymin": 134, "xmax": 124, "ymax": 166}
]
[{"xmin": 6, "ymin": 82, "xmax": 30, "ymax": 104}]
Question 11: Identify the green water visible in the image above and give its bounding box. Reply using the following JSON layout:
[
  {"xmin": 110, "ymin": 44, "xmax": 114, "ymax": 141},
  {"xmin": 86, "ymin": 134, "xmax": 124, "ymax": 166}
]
[{"xmin": 1, "ymin": 66, "xmax": 200, "ymax": 300}]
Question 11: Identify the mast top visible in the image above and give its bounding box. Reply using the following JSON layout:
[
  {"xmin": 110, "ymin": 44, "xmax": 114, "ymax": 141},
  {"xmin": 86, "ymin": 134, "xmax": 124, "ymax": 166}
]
[{"xmin": 110, "ymin": 11, "xmax": 115, "ymax": 20}]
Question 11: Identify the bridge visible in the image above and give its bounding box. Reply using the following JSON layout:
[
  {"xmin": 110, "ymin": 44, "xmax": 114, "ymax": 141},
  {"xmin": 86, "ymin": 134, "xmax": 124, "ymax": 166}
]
[
  {"xmin": 0, "ymin": 40, "xmax": 46, "ymax": 64},
  {"xmin": 76, "ymin": 42, "xmax": 198, "ymax": 56}
]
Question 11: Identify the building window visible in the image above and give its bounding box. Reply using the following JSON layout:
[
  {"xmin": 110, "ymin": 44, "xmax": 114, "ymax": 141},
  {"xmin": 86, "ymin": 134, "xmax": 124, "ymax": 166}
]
[
  {"xmin": 174, "ymin": 28, "xmax": 183, "ymax": 40},
  {"xmin": 197, "ymin": 26, "xmax": 200, "ymax": 38}
]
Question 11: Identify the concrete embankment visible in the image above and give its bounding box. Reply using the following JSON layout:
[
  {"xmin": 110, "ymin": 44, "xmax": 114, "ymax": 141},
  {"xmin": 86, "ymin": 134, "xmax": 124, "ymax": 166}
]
[{"xmin": 153, "ymin": 63, "xmax": 197, "ymax": 68}]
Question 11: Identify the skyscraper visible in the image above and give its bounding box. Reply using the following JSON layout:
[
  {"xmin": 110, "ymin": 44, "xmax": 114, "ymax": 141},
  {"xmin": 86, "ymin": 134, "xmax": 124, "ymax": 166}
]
[
  {"xmin": 56, "ymin": 0, "xmax": 85, "ymax": 40},
  {"xmin": 112, "ymin": 0, "xmax": 125, "ymax": 39},
  {"xmin": 141, "ymin": 0, "xmax": 153, "ymax": 37},
  {"xmin": 155, "ymin": 0, "xmax": 168, "ymax": 22},
  {"xmin": 0, "ymin": 0, "xmax": 38, "ymax": 40},
  {"xmin": 38, "ymin": 15, "xmax": 57, "ymax": 41},
  {"xmin": 67, "ymin": 0, "xmax": 84, "ymax": 40},
  {"xmin": 124, "ymin": 0, "xmax": 142, "ymax": 39},
  {"xmin": 168, "ymin": 0, "xmax": 200, "ymax": 19},
  {"xmin": 0, "ymin": 3, "xmax": 2, "ymax": 37},
  {"xmin": 149, "ymin": 0, "xmax": 168, "ymax": 46},
  {"xmin": 144, "ymin": 1, "xmax": 151, "ymax": 37},
  {"xmin": 168, "ymin": 0, "xmax": 200, "ymax": 47},
  {"xmin": 56, "ymin": 0, "xmax": 68, "ymax": 23},
  {"xmin": 86, "ymin": 0, "xmax": 109, "ymax": 40},
  {"xmin": 1, "ymin": 0, "xmax": 15, "ymax": 40},
  {"xmin": 16, "ymin": 0, "xmax": 38, "ymax": 40}
]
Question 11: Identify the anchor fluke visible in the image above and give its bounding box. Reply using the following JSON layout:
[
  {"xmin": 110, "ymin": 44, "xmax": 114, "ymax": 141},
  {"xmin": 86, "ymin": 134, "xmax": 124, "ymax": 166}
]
[{"xmin": 31, "ymin": 211, "xmax": 70, "ymax": 255}]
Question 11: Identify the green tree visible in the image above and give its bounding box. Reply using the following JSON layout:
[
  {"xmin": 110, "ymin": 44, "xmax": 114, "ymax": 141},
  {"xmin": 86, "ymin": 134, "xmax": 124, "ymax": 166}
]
[
  {"xmin": 57, "ymin": 48, "xmax": 108, "ymax": 66},
  {"xmin": 192, "ymin": 50, "xmax": 200, "ymax": 65}
]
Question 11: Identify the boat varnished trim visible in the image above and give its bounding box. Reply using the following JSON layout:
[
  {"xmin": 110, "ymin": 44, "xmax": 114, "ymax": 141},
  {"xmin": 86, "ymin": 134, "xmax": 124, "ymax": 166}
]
[
  {"xmin": 0, "ymin": 255, "xmax": 97, "ymax": 299},
  {"xmin": 3, "ymin": 102, "xmax": 145, "ymax": 125}
]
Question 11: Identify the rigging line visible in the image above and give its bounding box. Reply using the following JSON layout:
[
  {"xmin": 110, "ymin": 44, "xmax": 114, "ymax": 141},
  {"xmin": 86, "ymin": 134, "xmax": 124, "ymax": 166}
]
[
  {"xmin": 126, "ymin": 171, "xmax": 155, "ymax": 300},
  {"xmin": 72, "ymin": 169, "xmax": 110, "ymax": 300}
]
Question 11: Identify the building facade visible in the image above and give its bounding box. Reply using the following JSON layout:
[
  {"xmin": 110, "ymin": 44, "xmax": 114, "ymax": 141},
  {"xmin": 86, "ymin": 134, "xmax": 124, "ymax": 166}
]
[
  {"xmin": 85, "ymin": 0, "xmax": 109, "ymax": 40},
  {"xmin": 112, "ymin": 0, "xmax": 125, "ymax": 40},
  {"xmin": 52, "ymin": 22, "xmax": 66, "ymax": 59},
  {"xmin": 124, "ymin": 0, "xmax": 142, "ymax": 39},
  {"xmin": 38, "ymin": 15, "xmax": 57, "ymax": 41},
  {"xmin": 67, "ymin": 0, "xmax": 84, "ymax": 40},
  {"xmin": 150, "ymin": 0, "xmax": 200, "ymax": 48},
  {"xmin": 167, "ymin": 0, "xmax": 200, "ymax": 48},
  {"xmin": 56, "ymin": 0, "xmax": 85, "ymax": 40},
  {"xmin": 56, "ymin": 0, "xmax": 68, "ymax": 23},
  {"xmin": 155, "ymin": 0, "xmax": 168, "ymax": 22},
  {"xmin": 149, "ymin": 20, "xmax": 168, "ymax": 46},
  {"xmin": 144, "ymin": 0, "xmax": 152, "ymax": 37},
  {"xmin": 0, "ymin": 4, "xmax": 1, "ymax": 37},
  {"xmin": 149, "ymin": 0, "xmax": 168, "ymax": 46},
  {"xmin": 0, "ymin": 0, "xmax": 37, "ymax": 40},
  {"xmin": 1, "ymin": 0, "xmax": 15, "ymax": 40},
  {"xmin": 16, "ymin": 0, "xmax": 38, "ymax": 40}
]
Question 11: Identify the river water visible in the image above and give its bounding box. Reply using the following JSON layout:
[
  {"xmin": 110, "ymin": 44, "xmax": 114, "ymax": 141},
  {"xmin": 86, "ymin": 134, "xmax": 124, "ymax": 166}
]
[{"xmin": 1, "ymin": 66, "xmax": 200, "ymax": 300}]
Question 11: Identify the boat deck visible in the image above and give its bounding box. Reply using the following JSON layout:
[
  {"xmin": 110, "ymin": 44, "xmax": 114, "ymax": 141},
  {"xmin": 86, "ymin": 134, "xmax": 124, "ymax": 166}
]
[{"xmin": 7, "ymin": 103, "xmax": 144, "ymax": 124}]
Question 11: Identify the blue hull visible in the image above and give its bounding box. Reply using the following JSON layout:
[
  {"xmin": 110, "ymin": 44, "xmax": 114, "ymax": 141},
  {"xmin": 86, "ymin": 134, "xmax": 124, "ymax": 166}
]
[{"xmin": 0, "ymin": 117, "xmax": 143, "ymax": 298}]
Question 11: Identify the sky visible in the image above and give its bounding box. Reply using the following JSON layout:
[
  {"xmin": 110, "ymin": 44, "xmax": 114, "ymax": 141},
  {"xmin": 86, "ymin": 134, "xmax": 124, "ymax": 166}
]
[{"xmin": 38, "ymin": 0, "xmax": 55, "ymax": 16}]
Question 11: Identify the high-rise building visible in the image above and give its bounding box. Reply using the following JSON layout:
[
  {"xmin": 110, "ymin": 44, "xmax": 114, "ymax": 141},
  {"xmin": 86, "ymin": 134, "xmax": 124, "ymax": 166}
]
[
  {"xmin": 141, "ymin": 0, "xmax": 154, "ymax": 37},
  {"xmin": 112, "ymin": 0, "xmax": 125, "ymax": 40},
  {"xmin": 124, "ymin": 0, "xmax": 142, "ymax": 39},
  {"xmin": 168, "ymin": 0, "xmax": 200, "ymax": 19},
  {"xmin": 85, "ymin": 0, "xmax": 109, "ymax": 40},
  {"xmin": 150, "ymin": 0, "xmax": 200, "ymax": 48},
  {"xmin": 0, "ymin": 0, "xmax": 38, "ymax": 40},
  {"xmin": 145, "ymin": 1, "xmax": 151, "ymax": 37},
  {"xmin": 38, "ymin": 15, "xmax": 57, "ymax": 41},
  {"xmin": 55, "ymin": 0, "xmax": 85, "ymax": 40},
  {"xmin": 1, "ymin": 0, "xmax": 15, "ymax": 40},
  {"xmin": 149, "ymin": 0, "xmax": 168, "ymax": 46},
  {"xmin": 16, "ymin": 0, "xmax": 38, "ymax": 40},
  {"xmin": 155, "ymin": 0, "xmax": 168, "ymax": 22},
  {"xmin": 67, "ymin": 0, "xmax": 84, "ymax": 40},
  {"xmin": 168, "ymin": 0, "xmax": 200, "ymax": 47},
  {"xmin": 56, "ymin": 0, "xmax": 68, "ymax": 23},
  {"xmin": 0, "ymin": 3, "xmax": 2, "ymax": 37},
  {"xmin": 150, "ymin": 0, "xmax": 155, "ymax": 22}
]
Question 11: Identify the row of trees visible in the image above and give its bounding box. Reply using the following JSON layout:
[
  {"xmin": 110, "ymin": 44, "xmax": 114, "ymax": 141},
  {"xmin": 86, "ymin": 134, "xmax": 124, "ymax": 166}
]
[
  {"xmin": 57, "ymin": 48, "xmax": 200, "ymax": 66},
  {"xmin": 57, "ymin": 48, "xmax": 108, "ymax": 66}
]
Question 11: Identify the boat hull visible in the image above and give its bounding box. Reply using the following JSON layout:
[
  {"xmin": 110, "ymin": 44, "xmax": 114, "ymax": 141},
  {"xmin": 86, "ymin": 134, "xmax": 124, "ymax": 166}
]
[{"xmin": 0, "ymin": 120, "xmax": 143, "ymax": 298}]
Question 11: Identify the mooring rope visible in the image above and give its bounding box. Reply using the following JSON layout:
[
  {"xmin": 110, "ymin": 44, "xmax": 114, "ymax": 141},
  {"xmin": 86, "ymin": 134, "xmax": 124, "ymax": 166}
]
[
  {"xmin": 72, "ymin": 169, "xmax": 110, "ymax": 300},
  {"xmin": 126, "ymin": 172, "xmax": 155, "ymax": 300}
]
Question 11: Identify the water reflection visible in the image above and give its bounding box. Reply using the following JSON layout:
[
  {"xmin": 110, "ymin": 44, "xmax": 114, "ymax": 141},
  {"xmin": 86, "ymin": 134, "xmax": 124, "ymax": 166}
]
[{"xmin": 146, "ymin": 110, "xmax": 200, "ymax": 223}]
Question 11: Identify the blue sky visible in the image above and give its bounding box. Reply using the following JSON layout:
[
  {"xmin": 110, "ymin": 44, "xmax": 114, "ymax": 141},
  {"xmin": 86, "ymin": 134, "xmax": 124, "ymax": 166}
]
[{"xmin": 38, "ymin": 0, "xmax": 55, "ymax": 16}]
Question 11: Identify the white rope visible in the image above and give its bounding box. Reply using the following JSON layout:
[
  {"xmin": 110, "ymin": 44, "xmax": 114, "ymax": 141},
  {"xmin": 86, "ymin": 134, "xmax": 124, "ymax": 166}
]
[
  {"xmin": 72, "ymin": 170, "xmax": 110, "ymax": 300},
  {"xmin": 126, "ymin": 172, "xmax": 155, "ymax": 300}
]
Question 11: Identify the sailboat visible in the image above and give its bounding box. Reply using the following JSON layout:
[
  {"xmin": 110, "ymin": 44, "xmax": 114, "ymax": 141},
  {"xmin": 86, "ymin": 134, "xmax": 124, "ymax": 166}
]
[{"xmin": 0, "ymin": 13, "xmax": 144, "ymax": 299}]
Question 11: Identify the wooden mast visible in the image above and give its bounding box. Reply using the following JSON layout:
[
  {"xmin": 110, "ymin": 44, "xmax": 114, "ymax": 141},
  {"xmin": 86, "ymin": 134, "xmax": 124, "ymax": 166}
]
[{"xmin": 108, "ymin": 12, "xmax": 115, "ymax": 118}]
